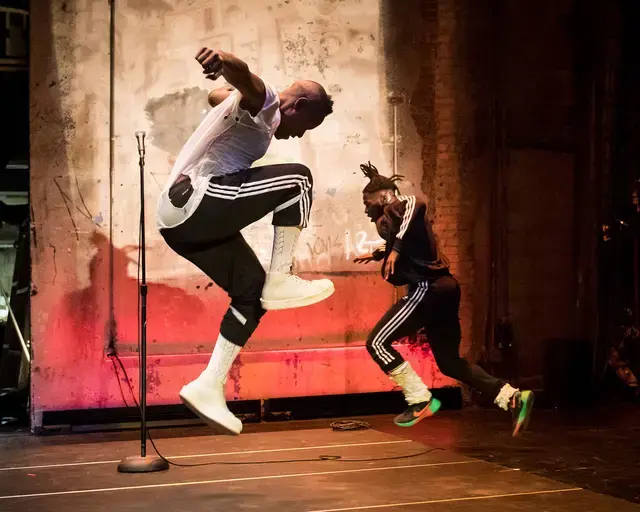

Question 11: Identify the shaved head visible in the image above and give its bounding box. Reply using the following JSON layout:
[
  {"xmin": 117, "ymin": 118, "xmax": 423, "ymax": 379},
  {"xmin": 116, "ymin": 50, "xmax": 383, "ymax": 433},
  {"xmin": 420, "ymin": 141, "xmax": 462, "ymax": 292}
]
[
  {"xmin": 285, "ymin": 80, "xmax": 333, "ymax": 117},
  {"xmin": 275, "ymin": 79, "xmax": 334, "ymax": 139}
]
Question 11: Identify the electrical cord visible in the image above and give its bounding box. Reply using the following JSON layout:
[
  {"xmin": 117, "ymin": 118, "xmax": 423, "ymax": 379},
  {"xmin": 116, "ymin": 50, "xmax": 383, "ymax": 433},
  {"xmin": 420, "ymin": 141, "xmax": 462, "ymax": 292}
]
[
  {"xmin": 104, "ymin": 211, "xmax": 443, "ymax": 468},
  {"xmin": 329, "ymin": 420, "xmax": 371, "ymax": 431}
]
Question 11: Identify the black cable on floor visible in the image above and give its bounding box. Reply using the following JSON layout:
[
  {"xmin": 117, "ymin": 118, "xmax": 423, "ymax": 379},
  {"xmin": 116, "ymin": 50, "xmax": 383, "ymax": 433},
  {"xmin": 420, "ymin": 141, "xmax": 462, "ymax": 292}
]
[{"xmin": 330, "ymin": 419, "xmax": 371, "ymax": 431}]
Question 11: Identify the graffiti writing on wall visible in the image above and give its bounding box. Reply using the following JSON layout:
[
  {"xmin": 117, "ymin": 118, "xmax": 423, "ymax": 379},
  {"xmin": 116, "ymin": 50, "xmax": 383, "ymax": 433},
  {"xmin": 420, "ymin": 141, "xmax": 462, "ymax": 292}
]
[{"xmin": 296, "ymin": 229, "xmax": 384, "ymax": 270}]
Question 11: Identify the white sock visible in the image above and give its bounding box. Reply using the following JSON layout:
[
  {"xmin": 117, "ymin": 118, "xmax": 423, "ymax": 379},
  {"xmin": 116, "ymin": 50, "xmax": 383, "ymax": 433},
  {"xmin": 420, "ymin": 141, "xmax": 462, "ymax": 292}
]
[
  {"xmin": 199, "ymin": 333, "xmax": 241, "ymax": 387},
  {"xmin": 389, "ymin": 361, "xmax": 409, "ymax": 376},
  {"xmin": 389, "ymin": 361, "xmax": 433, "ymax": 405},
  {"xmin": 494, "ymin": 383, "xmax": 518, "ymax": 411},
  {"xmin": 269, "ymin": 226, "xmax": 301, "ymax": 274}
]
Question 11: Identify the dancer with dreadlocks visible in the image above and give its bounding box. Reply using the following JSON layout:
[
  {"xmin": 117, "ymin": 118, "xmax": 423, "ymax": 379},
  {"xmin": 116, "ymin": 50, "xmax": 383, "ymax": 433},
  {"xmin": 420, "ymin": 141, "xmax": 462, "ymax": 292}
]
[
  {"xmin": 156, "ymin": 48, "xmax": 335, "ymax": 435},
  {"xmin": 354, "ymin": 162, "xmax": 534, "ymax": 436}
]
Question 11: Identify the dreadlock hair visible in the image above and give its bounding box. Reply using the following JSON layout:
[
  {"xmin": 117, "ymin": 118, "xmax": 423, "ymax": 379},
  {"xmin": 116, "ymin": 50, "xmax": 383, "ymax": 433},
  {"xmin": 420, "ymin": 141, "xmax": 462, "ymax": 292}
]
[{"xmin": 360, "ymin": 161, "xmax": 403, "ymax": 194}]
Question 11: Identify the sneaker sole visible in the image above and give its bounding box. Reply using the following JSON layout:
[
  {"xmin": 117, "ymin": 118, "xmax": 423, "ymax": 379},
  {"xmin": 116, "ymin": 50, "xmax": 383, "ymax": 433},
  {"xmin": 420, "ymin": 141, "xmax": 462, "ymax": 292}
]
[
  {"xmin": 512, "ymin": 391, "xmax": 535, "ymax": 437},
  {"xmin": 179, "ymin": 389, "xmax": 241, "ymax": 436},
  {"xmin": 394, "ymin": 398, "xmax": 441, "ymax": 428},
  {"xmin": 260, "ymin": 284, "xmax": 335, "ymax": 311}
]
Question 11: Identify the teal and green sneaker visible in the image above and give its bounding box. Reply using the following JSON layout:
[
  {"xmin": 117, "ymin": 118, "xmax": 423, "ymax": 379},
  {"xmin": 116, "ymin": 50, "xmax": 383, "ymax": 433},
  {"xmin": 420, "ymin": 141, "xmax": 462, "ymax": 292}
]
[
  {"xmin": 394, "ymin": 397, "xmax": 441, "ymax": 427},
  {"xmin": 510, "ymin": 390, "xmax": 534, "ymax": 437}
]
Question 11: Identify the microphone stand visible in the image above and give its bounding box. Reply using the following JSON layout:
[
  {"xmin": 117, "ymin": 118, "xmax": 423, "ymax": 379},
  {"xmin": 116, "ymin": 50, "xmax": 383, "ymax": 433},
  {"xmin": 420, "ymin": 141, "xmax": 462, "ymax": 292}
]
[{"xmin": 118, "ymin": 132, "xmax": 169, "ymax": 473}]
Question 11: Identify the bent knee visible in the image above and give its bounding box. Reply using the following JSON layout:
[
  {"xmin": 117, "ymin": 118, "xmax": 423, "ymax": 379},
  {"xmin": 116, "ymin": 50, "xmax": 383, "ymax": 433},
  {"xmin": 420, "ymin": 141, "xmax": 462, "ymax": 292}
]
[
  {"xmin": 229, "ymin": 299, "xmax": 266, "ymax": 327},
  {"xmin": 240, "ymin": 268, "xmax": 267, "ymax": 298},
  {"xmin": 437, "ymin": 359, "xmax": 466, "ymax": 379},
  {"xmin": 365, "ymin": 340, "xmax": 374, "ymax": 355},
  {"xmin": 285, "ymin": 163, "xmax": 313, "ymax": 183},
  {"xmin": 365, "ymin": 335, "xmax": 384, "ymax": 355}
]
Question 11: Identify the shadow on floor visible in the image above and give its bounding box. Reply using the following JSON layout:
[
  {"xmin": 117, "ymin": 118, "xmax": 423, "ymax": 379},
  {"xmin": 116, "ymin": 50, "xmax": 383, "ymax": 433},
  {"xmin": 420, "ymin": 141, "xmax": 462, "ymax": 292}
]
[{"xmin": 372, "ymin": 402, "xmax": 640, "ymax": 505}]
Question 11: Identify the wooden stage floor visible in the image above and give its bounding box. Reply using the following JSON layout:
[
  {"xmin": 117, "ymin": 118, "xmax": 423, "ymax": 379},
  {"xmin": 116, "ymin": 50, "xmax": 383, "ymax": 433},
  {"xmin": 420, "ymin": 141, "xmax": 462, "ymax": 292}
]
[{"xmin": 1, "ymin": 408, "xmax": 639, "ymax": 511}]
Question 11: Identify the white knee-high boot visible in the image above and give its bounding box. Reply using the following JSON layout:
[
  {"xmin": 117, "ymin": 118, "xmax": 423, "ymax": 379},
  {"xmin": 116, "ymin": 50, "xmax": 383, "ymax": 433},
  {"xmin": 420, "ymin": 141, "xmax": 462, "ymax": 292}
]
[
  {"xmin": 261, "ymin": 226, "xmax": 335, "ymax": 310},
  {"xmin": 179, "ymin": 333, "xmax": 243, "ymax": 435}
]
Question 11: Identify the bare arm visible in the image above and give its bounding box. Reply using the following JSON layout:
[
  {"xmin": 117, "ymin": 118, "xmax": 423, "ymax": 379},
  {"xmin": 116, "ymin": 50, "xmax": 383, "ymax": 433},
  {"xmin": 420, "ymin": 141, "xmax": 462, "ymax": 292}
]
[
  {"xmin": 196, "ymin": 48, "xmax": 266, "ymax": 116},
  {"xmin": 208, "ymin": 85, "xmax": 235, "ymax": 107},
  {"xmin": 352, "ymin": 245, "xmax": 386, "ymax": 265}
]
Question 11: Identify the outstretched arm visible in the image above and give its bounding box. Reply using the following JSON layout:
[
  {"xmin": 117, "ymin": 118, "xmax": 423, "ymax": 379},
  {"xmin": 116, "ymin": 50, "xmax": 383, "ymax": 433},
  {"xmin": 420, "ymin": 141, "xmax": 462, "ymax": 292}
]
[
  {"xmin": 196, "ymin": 48, "xmax": 266, "ymax": 116},
  {"xmin": 353, "ymin": 244, "xmax": 386, "ymax": 264}
]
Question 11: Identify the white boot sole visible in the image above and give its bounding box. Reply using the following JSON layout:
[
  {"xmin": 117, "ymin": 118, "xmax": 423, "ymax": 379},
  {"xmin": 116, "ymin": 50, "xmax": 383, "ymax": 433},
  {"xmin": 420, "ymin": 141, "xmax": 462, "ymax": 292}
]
[
  {"xmin": 179, "ymin": 386, "xmax": 242, "ymax": 436},
  {"xmin": 260, "ymin": 282, "xmax": 335, "ymax": 311}
]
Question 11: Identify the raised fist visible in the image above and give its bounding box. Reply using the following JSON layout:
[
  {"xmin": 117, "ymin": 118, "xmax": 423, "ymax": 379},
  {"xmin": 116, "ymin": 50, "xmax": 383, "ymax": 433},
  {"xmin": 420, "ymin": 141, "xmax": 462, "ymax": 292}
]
[{"xmin": 195, "ymin": 48, "xmax": 224, "ymax": 80}]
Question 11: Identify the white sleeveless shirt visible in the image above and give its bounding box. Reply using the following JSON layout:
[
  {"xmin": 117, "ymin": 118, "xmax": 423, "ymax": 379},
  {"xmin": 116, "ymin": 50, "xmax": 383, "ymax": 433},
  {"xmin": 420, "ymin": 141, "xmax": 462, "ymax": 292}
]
[{"xmin": 156, "ymin": 79, "xmax": 281, "ymax": 229}]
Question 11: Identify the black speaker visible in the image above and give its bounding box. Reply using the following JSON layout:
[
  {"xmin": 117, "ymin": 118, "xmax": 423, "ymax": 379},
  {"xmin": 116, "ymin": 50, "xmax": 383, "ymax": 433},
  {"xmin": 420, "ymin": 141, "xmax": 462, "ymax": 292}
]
[{"xmin": 543, "ymin": 338, "xmax": 594, "ymax": 407}]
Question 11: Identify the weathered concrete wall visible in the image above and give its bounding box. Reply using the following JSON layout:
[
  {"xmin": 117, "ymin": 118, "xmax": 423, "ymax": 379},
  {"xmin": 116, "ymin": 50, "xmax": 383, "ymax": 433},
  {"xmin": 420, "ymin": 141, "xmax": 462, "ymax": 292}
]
[
  {"xmin": 30, "ymin": 0, "xmax": 459, "ymax": 417},
  {"xmin": 30, "ymin": 0, "xmax": 112, "ymax": 412}
]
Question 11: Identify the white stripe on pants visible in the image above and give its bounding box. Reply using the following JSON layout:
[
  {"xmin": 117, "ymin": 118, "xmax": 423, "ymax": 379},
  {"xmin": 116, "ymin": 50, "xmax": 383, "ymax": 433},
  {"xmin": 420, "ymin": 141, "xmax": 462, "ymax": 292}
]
[
  {"xmin": 205, "ymin": 174, "xmax": 312, "ymax": 228},
  {"xmin": 371, "ymin": 282, "xmax": 429, "ymax": 365}
]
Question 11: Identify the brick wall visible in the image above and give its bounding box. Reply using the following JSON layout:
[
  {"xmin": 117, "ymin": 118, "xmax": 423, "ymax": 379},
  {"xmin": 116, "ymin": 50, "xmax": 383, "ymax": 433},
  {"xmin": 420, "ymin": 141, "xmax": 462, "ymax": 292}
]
[
  {"xmin": 502, "ymin": 0, "xmax": 576, "ymax": 375},
  {"xmin": 386, "ymin": 0, "xmax": 578, "ymax": 378},
  {"xmin": 385, "ymin": 0, "xmax": 494, "ymax": 362}
]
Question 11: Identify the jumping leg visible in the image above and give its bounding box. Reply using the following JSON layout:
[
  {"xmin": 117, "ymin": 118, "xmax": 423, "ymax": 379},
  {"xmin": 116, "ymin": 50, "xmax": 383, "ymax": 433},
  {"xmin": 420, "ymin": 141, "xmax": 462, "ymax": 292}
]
[
  {"xmin": 165, "ymin": 234, "xmax": 267, "ymax": 435},
  {"xmin": 196, "ymin": 163, "xmax": 335, "ymax": 310},
  {"xmin": 366, "ymin": 282, "xmax": 442, "ymax": 427},
  {"xmin": 426, "ymin": 276, "xmax": 534, "ymax": 436}
]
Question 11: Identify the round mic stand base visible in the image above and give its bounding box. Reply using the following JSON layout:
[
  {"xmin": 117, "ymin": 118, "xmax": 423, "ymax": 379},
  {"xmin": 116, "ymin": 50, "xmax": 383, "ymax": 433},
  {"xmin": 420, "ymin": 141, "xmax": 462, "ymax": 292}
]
[{"xmin": 118, "ymin": 455, "xmax": 170, "ymax": 473}]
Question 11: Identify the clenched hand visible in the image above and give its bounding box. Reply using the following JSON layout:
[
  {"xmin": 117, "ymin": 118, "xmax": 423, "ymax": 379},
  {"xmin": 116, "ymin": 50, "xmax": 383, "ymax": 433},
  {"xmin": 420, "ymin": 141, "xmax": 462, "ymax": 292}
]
[{"xmin": 196, "ymin": 48, "xmax": 225, "ymax": 81}]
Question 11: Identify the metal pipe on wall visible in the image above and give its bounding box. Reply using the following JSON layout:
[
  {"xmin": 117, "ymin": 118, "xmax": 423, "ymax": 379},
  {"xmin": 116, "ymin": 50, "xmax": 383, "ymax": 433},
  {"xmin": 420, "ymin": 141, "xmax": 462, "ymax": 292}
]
[
  {"xmin": 388, "ymin": 91, "xmax": 405, "ymax": 304},
  {"xmin": 388, "ymin": 92, "xmax": 405, "ymax": 177},
  {"xmin": 108, "ymin": 0, "xmax": 116, "ymax": 352}
]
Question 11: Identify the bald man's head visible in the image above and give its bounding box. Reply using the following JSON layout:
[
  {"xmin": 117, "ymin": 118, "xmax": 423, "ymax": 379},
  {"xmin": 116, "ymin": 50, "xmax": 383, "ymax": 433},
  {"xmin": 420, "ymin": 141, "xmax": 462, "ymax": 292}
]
[{"xmin": 275, "ymin": 80, "xmax": 333, "ymax": 139}]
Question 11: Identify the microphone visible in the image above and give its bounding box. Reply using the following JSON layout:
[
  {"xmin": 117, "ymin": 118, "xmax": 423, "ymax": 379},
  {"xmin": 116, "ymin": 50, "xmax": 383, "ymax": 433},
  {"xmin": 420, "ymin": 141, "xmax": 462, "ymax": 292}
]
[
  {"xmin": 135, "ymin": 130, "xmax": 146, "ymax": 157},
  {"xmin": 387, "ymin": 91, "xmax": 405, "ymax": 105}
]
